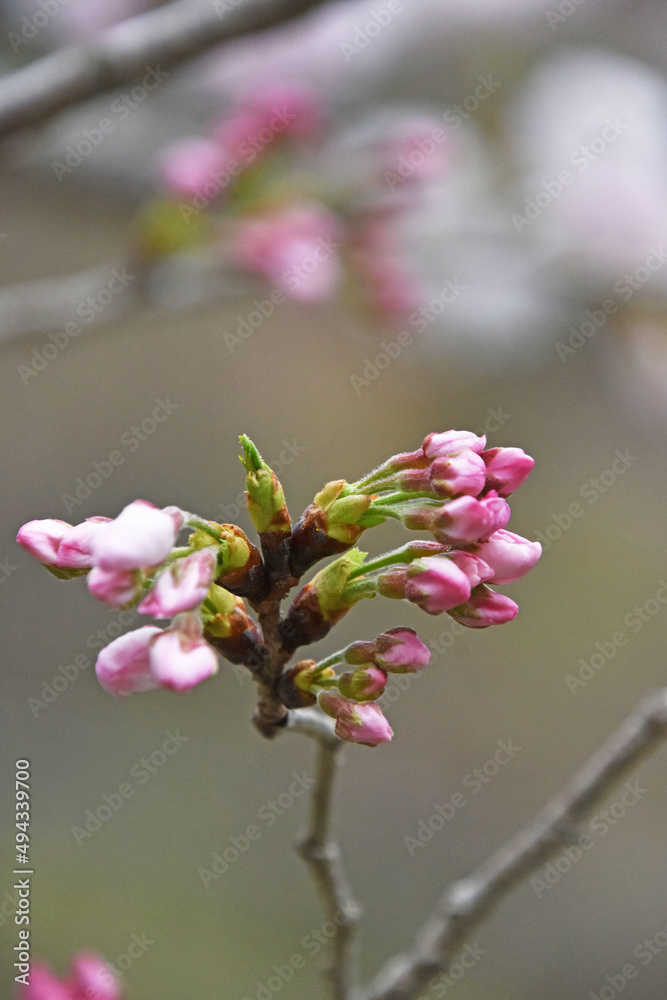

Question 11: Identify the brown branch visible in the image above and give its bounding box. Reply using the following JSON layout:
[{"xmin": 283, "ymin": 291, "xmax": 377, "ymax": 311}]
[
  {"xmin": 0, "ymin": 0, "xmax": 335, "ymax": 141},
  {"xmin": 359, "ymin": 688, "xmax": 667, "ymax": 1000},
  {"xmin": 291, "ymin": 717, "xmax": 361, "ymax": 1000}
]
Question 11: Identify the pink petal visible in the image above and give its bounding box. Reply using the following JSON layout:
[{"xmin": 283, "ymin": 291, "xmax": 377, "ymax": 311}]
[
  {"xmin": 95, "ymin": 626, "xmax": 162, "ymax": 696},
  {"xmin": 17, "ymin": 519, "xmax": 72, "ymax": 564},
  {"xmin": 57, "ymin": 517, "xmax": 111, "ymax": 568},
  {"xmin": 91, "ymin": 500, "xmax": 176, "ymax": 571},
  {"xmin": 149, "ymin": 631, "xmax": 218, "ymax": 691}
]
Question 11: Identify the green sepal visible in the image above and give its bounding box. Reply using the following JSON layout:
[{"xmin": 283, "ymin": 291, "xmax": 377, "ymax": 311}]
[{"xmin": 239, "ymin": 435, "xmax": 290, "ymax": 535}]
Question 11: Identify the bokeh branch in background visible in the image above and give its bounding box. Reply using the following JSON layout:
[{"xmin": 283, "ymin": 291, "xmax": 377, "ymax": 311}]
[
  {"xmin": 0, "ymin": 0, "xmax": 334, "ymax": 139},
  {"xmin": 358, "ymin": 688, "xmax": 667, "ymax": 1000}
]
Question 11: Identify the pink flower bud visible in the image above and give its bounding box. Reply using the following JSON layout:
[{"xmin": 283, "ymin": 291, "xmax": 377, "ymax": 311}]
[
  {"xmin": 95, "ymin": 626, "xmax": 162, "ymax": 696},
  {"xmin": 91, "ymin": 500, "xmax": 177, "ymax": 571},
  {"xmin": 447, "ymin": 586, "xmax": 519, "ymax": 628},
  {"xmin": 17, "ymin": 519, "xmax": 72, "ymax": 564},
  {"xmin": 433, "ymin": 492, "xmax": 510, "ymax": 545},
  {"xmin": 338, "ymin": 665, "xmax": 387, "ymax": 701},
  {"xmin": 57, "ymin": 516, "xmax": 111, "ymax": 568},
  {"xmin": 213, "ymin": 109, "xmax": 268, "ymax": 156},
  {"xmin": 138, "ymin": 549, "xmax": 216, "ymax": 618},
  {"xmin": 235, "ymin": 203, "xmax": 343, "ymax": 303},
  {"xmin": 447, "ymin": 550, "xmax": 494, "ymax": 588},
  {"xmin": 16, "ymin": 962, "xmax": 74, "ymax": 1000},
  {"xmin": 87, "ymin": 566, "xmax": 140, "ymax": 608},
  {"xmin": 318, "ymin": 692, "xmax": 393, "ymax": 747},
  {"xmin": 423, "ymin": 430, "xmax": 486, "ymax": 460},
  {"xmin": 149, "ymin": 624, "xmax": 218, "ymax": 691},
  {"xmin": 373, "ymin": 627, "xmax": 431, "ymax": 672},
  {"xmin": 481, "ymin": 447, "xmax": 535, "ymax": 497},
  {"xmin": 473, "ymin": 529, "xmax": 541, "ymax": 584},
  {"xmin": 69, "ymin": 952, "xmax": 121, "ymax": 1000},
  {"xmin": 405, "ymin": 557, "xmax": 472, "ymax": 614},
  {"xmin": 429, "ymin": 450, "xmax": 487, "ymax": 497},
  {"xmin": 157, "ymin": 137, "xmax": 232, "ymax": 199}
]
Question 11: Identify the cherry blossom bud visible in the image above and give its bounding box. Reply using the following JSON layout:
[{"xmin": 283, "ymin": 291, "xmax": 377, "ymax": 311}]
[
  {"xmin": 149, "ymin": 617, "xmax": 218, "ymax": 691},
  {"xmin": 95, "ymin": 625, "xmax": 162, "ymax": 696},
  {"xmin": 433, "ymin": 492, "xmax": 510, "ymax": 545},
  {"xmin": 338, "ymin": 665, "xmax": 387, "ymax": 701},
  {"xmin": 429, "ymin": 450, "xmax": 487, "ymax": 497},
  {"xmin": 275, "ymin": 660, "xmax": 321, "ymax": 708},
  {"xmin": 157, "ymin": 137, "xmax": 231, "ymax": 199},
  {"xmin": 404, "ymin": 557, "xmax": 472, "ymax": 614},
  {"xmin": 17, "ymin": 519, "xmax": 72, "ymax": 564},
  {"xmin": 57, "ymin": 516, "xmax": 112, "ymax": 568},
  {"xmin": 16, "ymin": 961, "xmax": 73, "ymax": 1000},
  {"xmin": 138, "ymin": 549, "xmax": 216, "ymax": 618},
  {"xmin": 481, "ymin": 447, "xmax": 535, "ymax": 497},
  {"xmin": 373, "ymin": 627, "xmax": 431, "ymax": 672},
  {"xmin": 422, "ymin": 430, "xmax": 486, "ymax": 460},
  {"xmin": 69, "ymin": 952, "xmax": 121, "ymax": 1000},
  {"xmin": 472, "ymin": 529, "xmax": 542, "ymax": 585},
  {"xmin": 447, "ymin": 550, "xmax": 494, "ymax": 588},
  {"xmin": 318, "ymin": 692, "xmax": 393, "ymax": 747},
  {"xmin": 87, "ymin": 566, "xmax": 141, "ymax": 608},
  {"xmin": 240, "ymin": 435, "xmax": 291, "ymax": 538},
  {"xmin": 448, "ymin": 586, "xmax": 519, "ymax": 628},
  {"xmin": 91, "ymin": 500, "xmax": 177, "ymax": 571}
]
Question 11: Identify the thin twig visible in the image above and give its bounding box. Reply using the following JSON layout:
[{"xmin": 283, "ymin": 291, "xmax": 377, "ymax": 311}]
[
  {"xmin": 359, "ymin": 688, "xmax": 667, "ymax": 1000},
  {"xmin": 0, "ymin": 0, "xmax": 334, "ymax": 140},
  {"xmin": 292, "ymin": 714, "xmax": 362, "ymax": 1000}
]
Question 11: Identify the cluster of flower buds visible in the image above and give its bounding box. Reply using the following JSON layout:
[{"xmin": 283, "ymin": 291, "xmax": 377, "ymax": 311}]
[
  {"xmin": 278, "ymin": 627, "xmax": 430, "ymax": 746},
  {"xmin": 16, "ymin": 499, "xmax": 261, "ymax": 696},
  {"xmin": 285, "ymin": 430, "xmax": 541, "ymax": 632},
  {"xmin": 16, "ymin": 951, "xmax": 120, "ymax": 1000},
  {"xmin": 17, "ymin": 430, "xmax": 540, "ymax": 747},
  {"xmin": 142, "ymin": 81, "xmax": 452, "ymax": 321}
]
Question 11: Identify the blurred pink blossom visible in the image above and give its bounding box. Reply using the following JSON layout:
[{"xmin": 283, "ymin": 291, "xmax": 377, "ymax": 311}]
[{"xmin": 235, "ymin": 203, "xmax": 344, "ymax": 302}]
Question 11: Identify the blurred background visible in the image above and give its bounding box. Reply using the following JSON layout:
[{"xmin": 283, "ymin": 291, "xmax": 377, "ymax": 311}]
[{"xmin": 1, "ymin": 0, "xmax": 667, "ymax": 998}]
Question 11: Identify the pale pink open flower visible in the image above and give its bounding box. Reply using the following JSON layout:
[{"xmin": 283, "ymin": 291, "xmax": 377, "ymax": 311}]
[
  {"xmin": 481, "ymin": 447, "xmax": 535, "ymax": 497},
  {"xmin": 318, "ymin": 692, "xmax": 393, "ymax": 747},
  {"xmin": 448, "ymin": 586, "xmax": 519, "ymax": 628},
  {"xmin": 17, "ymin": 519, "xmax": 72, "ymax": 564},
  {"xmin": 235, "ymin": 203, "xmax": 344, "ymax": 302},
  {"xmin": 87, "ymin": 566, "xmax": 140, "ymax": 608},
  {"xmin": 91, "ymin": 500, "xmax": 177, "ymax": 571},
  {"xmin": 373, "ymin": 627, "xmax": 431, "ymax": 672},
  {"xmin": 138, "ymin": 549, "xmax": 216, "ymax": 618},
  {"xmin": 472, "ymin": 529, "xmax": 542, "ymax": 585},
  {"xmin": 148, "ymin": 623, "xmax": 218, "ymax": 691},
  {"xmin": 67, "ymin": 952, "xmax": 121, "ymax": 1000},
  {"xmin": 57, "ymin": 516, "xmax": 111, "ymax": 569},
  {"xmin": 95, "ymin": 625, "xmax": 162, "ymax": 696},
  {"xmin": 405, "ymin": 557, "xmax": 472, "ymax": 614}
]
